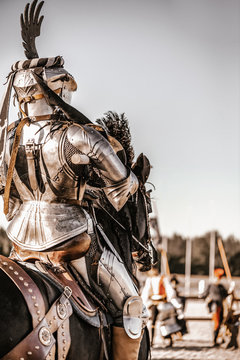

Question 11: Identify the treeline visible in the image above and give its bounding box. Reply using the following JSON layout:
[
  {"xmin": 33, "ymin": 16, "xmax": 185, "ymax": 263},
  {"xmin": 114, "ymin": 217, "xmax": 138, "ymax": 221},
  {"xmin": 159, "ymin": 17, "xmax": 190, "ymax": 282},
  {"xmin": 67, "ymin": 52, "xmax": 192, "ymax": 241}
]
[
  {"xmin": 166, "ymin": 232, "xmax": 240, "ymax": 276},
  {"xmin": 0, "ymin": 226, "xmax": 239, "ymax": 276}
]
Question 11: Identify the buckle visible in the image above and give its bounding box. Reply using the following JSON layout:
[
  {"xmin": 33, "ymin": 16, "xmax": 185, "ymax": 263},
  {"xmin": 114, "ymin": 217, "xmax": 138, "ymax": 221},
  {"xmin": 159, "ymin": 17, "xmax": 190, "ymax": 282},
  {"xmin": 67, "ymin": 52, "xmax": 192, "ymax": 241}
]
[
  {"xmin": 25, "ymin": 138, "xmax": 35, "ymax": 154},
  {"xmin": 64, "ymin": 286, "xmax": 72, "ymax": 298}
]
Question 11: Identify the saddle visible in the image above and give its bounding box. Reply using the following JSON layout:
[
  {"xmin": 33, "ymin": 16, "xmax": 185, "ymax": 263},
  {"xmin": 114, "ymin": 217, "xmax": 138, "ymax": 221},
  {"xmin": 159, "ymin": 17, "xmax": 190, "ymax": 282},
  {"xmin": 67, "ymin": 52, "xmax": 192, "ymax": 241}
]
[{"xmin": 0, "ymin": 255, "xmax": 109, "ymax": 360}]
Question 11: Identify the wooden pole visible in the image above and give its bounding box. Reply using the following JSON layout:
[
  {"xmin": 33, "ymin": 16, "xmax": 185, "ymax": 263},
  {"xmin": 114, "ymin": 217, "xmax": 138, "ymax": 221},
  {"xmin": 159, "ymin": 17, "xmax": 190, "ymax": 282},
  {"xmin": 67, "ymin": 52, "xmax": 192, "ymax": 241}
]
[
  {"xmin": 161, "ymin": 236, "xmax": 168, "ymax": 274},
  {"xmin": 185, "ymin": 237, "xmax": 192, "ymax": 296},
  {"xmin": 161, "ymin": 248, "xmax": 170, "ymax": 276},
  {"xmin": 217, "ymin": 237, "xmax": 232, "ymax": 280},
  {"xmin": 209, "ymin": 231, "xmax": 215, "ymax": 281}
]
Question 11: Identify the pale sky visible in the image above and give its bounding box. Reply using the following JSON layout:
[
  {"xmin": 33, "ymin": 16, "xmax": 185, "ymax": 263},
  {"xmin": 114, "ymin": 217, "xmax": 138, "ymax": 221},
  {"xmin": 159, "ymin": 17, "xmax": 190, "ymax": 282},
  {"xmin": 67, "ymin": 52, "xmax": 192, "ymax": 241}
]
[{"xmin": 0, "ymin": 0, "xmax": 240, "ymax": 239}]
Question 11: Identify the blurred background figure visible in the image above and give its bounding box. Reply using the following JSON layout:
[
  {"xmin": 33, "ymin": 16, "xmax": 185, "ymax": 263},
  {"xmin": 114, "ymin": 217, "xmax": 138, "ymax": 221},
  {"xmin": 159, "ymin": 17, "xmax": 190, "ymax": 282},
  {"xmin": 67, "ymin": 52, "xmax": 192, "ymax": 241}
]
[
  {"xmin": 170, "ymin": 274, "xmax": 186, "ymax": 312},
  {"xmin": 200, "ymin": 268, "xmax": 233, "ymax": 346},
  {"xmin": 141, "ymin": 266, "xmax": 186, "ymax": 347}
]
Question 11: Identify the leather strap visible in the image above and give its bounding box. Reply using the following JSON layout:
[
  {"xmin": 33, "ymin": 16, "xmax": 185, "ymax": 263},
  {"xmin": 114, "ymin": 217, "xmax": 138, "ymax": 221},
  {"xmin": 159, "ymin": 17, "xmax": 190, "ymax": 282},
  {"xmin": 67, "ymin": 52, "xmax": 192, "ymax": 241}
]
[
  {"xmin": 0, "ymin": 255, "xmax": 45, "ymax": 328},
  {"xmin": 7, "ymin": 114, "xmax": 67, "ymax": 132},
  {"xmin": 0, "ymin": 258, "xmax": 73, "ymax": 360},
  {"xmin": 18, "ymin": 89, "xmax": 62, "ymax": 118},
  {"xmin": 57, "ymin": 318, "xmax": 71, "ymax": 359},
  {"xmin": 1, "ymin": 317, "xmax": 55, "ymax": 360},
  {"xmin": 45, "ymin": 265, "xmax": 97, "ymax": 316},
  {"xmin": 18, "ymin": 88, "xmax": 61, "ymax": 104},
  {"xmin": 25, "ymin": 139, "xmax": 39, "ymax": 192}
]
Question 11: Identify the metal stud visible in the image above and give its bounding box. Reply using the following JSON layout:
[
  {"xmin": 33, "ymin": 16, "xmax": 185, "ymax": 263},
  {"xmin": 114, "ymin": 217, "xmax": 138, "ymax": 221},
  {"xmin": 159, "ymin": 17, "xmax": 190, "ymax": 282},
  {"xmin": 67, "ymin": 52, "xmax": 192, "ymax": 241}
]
[
  {"xmin": 39, "ymin": 326, "xmax": 51, "ymax": 346},
  {"xmin": 14, "ymin": 271, "xmax": 19, "ymax": 275},
  {"xmin": 28, "ymin": 288, "xmax": 33, "ymax": 293},
  {"xmin": 19, "ymin": 276, "xmax": 24, "ymax": 281},
  {"xmin": 34, "ymin": 303, "xmax": 39, "ymax": 307},
  {"xmin": 2, "ymin": 262, "xmax": 8, "ymax": 266},
  {"xmin": 27, "ymin": 352, "xmax": 32, "ymax": 355},
  {"xmin": 32, "ymin": 296, "xmax": 36, "ymax": 300},
  {"xmin": 35, "ymin": 346, "xmax": 40, "ymax": 350},
  {"xmin": 9, "ymin": 266, "xmax": 13, "ymax": 270},
  {"xmin": 24, "ymin": 282, "xmax": 28, "ymax": 287}
]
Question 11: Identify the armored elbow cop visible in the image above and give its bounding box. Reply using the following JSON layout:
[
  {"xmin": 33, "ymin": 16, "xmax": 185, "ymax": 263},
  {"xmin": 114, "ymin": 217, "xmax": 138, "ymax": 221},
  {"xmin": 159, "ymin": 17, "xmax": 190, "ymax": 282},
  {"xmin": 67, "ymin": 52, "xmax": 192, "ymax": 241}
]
[
  {"xmin": 103, "ymin": 171, "xmax": 138, "ymax": 211},
  {"xmin": 98, "ymin": 248, "xmax": 148, "ymax": 339}
]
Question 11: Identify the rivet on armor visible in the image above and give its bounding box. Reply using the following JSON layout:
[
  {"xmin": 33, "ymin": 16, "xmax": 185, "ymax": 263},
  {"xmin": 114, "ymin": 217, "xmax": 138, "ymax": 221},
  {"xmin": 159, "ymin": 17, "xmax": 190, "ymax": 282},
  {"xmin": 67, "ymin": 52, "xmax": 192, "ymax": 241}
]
[
  {"xmin": 53, "ymin": 316, "xmax": 56, "ymax": 320},
  {"xmin": 32, "ymin": 296, "xmax": 36, "ymax": 300},
  {"xmin": 34, "ymin": 302, "xmax": 39, "ymax": 307},
  {"xmin": 2, "ymin": 262, "xmax": 8, "ymax": 266},
  {"xmin": 24, "ymin": 282, "xmax": 28, "ymax": 287},
  {"xmin": 39, "ymin": 326, "xmax": 52, "ymax": 346},
  {"xmin": 38, "ymin": 317, "xmax": 42, "ymax": 322},
  {"xmin": 37, "ymin": 310, "xmax": 40, "ymax": 315},
  {"xmin": 71, "ymin": 153, "xmax": 81, "ymax": 164},
  {"xmin": 63, "ymin": 339, "xmax": 66, "ymax": 344},
  {"xmin": 49, "ymin": 320, "xmax": 52, "ymax": 325},
  {"xmin": 19, "ymin": 276, "xmax": 24, "ymax": 281},
  {"xmin": 61, "ymin": 324, "xmax": 64, "ymax": 329},
  {"xmin": 62, "ymin": 331, "xmax": 65, "ymax": 336},
  {"xmin": 63, "ymin": 347, "xmax": 66, "ymax": 351},
  {"xmin": 9, "ymin": 266, "xmax": 14, "ymax": 270},
  {"xmin": 20, "ymin": 358, "xmax": 25, "ymax": 360},
  {"xmin": 28, "ymin": 288, "xmax": 33, "ymax": 293},
  {"xmin": 57, "ymin": 303, "xmax": 67, "ymax": 320},
  {"xmin": 14, "ymin": 271, "xmax": 19, "ymax": 275},
  {"xmin": 27, "ymin": 352, "xmax": 32, "ymax": 355},
  {"xmin": 35, "ymin": 346, "xmax": 40, "ymax": 350}
]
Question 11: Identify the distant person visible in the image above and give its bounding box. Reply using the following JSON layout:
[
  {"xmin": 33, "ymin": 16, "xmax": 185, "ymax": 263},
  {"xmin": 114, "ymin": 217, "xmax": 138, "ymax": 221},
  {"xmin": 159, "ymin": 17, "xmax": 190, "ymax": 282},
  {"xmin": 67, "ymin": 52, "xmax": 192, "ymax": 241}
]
[
  {"xmin": 141, "ymin": 267, "xmax": 166, "ymax": 344},
  {"xmin": 201, "ymin": 268, "xmax": 229, "ymax": 346},
  {"xmin": 141, "ymin": 268, "xmax": 185, "ymax": 346},
  {"xmin": 170, "ymin": 274, "xmax": 186, "ymax": 311},
  {"xmin": 170, "ymin": 274, "xmax": 187, "ymax": 334}
]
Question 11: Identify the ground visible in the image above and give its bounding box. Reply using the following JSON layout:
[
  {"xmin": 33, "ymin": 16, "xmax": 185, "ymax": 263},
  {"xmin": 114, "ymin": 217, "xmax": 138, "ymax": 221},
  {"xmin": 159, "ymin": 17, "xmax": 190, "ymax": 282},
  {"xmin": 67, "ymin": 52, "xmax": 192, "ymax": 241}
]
[{"xmin": 149, "ymin": 298, "xmax": 240, "ymax": 360}]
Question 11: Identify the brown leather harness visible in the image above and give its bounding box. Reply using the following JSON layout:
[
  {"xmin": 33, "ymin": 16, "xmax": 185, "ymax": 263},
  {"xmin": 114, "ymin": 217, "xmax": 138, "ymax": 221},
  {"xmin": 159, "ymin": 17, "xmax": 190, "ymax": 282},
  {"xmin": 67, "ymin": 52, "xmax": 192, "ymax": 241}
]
[{"xmin": 0, "ymin": 255, "xmax": 73, "ymax": 360}]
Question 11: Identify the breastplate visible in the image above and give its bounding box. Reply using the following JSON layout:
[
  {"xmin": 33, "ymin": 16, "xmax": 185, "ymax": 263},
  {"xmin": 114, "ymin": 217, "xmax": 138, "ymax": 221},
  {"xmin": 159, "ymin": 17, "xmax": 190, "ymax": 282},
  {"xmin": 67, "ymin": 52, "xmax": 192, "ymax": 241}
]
[{"xmin": 5, "ymin": 121, "xmax": 90, "ymax": 251}]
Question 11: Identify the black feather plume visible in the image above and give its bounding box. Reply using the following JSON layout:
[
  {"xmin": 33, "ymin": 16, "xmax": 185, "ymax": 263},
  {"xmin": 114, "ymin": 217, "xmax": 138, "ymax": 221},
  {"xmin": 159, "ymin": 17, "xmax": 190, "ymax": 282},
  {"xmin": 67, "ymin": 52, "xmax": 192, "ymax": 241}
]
[
  {"xmin": 20, "ymin": 0, "xmax": 44, "ymax": 59},
  {"xmin": 96, "ymin": 111, "xmax": 135, "ymax": 167}
]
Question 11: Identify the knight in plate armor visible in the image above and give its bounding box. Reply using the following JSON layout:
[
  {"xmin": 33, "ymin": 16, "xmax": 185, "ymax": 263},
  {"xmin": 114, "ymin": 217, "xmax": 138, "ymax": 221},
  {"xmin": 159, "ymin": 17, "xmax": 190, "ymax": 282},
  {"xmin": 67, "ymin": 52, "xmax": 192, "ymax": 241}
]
[{"xmin": 0, "ymin": 1, "xmax": 151, "ymax": 359}]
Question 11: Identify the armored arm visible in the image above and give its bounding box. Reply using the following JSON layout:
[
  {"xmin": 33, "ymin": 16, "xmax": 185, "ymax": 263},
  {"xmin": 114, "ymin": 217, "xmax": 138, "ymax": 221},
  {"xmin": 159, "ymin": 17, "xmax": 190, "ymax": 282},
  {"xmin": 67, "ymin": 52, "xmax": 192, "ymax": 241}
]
[{"xmin": 66, "ymin": 124, "xmax": 138, "ymax": 211}]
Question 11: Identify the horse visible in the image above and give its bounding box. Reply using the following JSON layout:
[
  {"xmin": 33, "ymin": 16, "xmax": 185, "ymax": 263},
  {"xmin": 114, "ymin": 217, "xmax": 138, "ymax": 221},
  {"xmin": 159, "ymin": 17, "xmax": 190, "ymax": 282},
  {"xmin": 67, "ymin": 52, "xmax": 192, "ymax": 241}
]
[{"xmin": 0, "ymin": 255, "xmax": 150, "ymax": 359}]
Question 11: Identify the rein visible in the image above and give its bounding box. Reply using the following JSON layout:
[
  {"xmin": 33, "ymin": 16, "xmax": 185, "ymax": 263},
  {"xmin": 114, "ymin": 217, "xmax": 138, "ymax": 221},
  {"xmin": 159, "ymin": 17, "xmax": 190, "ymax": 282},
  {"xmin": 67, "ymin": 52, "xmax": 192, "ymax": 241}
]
[{"xmin": 97, "ymin": 202, "xmax": 151, "ymax": 254}]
